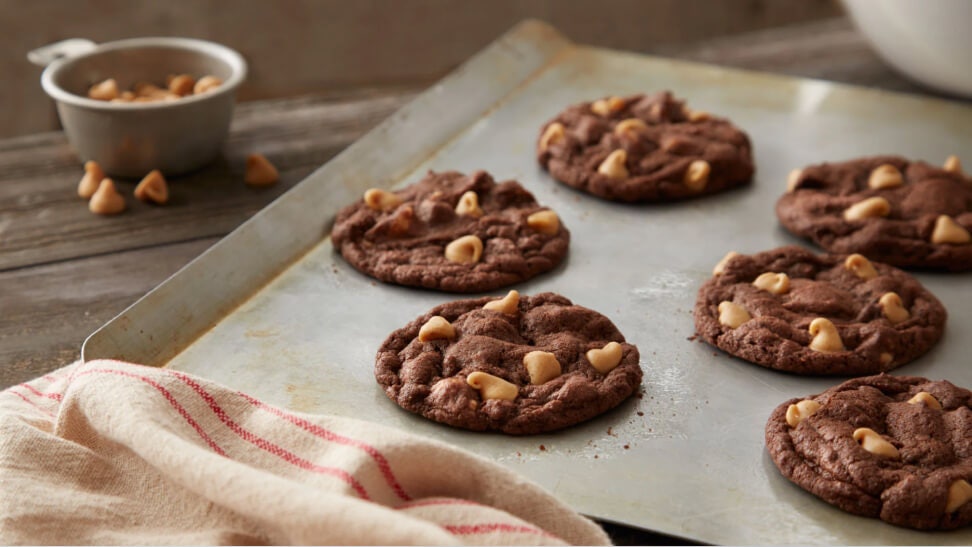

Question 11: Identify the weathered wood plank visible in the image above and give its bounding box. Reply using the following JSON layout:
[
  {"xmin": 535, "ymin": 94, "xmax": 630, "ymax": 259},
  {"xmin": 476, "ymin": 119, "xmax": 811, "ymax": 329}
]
[
  {"xmin": 0, "ymin": 237, "xmax": 220, "ymax": 388},
  {"xmin": 0, "ymin": 89, "xmax": 417, "ymax": 271}
]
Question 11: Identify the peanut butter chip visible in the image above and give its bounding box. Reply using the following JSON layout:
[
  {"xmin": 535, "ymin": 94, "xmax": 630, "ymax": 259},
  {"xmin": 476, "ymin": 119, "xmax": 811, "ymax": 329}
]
[
  {"xmin": 168, "ymin": 74, "xmax": 195, "ymax": 96},
  {"xmin": 418, "ymin": 316, "xmax": 455, "ymax": 342},
  {"xmin": 907, "ymin": 391, "xmax": 942, "ymax": 410},
  {"xmin": 786, "ymin": 168, "xmax": 803, "ymax": 193},
  {"xmin": 683, "ymin": 160, "xmax": 710, "ymax": 193},
  {"xmin": 718, "ymin": 301, "xmax": 750, "ymax": 329},
  {"xmin": 686, "ymin": 108, "xmax": 710, "ymax": 122},
  {"xmin": 455, "ymin": 191, "xmax": 484, "ymax": 217},
  {"xmin": 88, "ymin": 78, "xmax": 119, "ymax": 100},
  {"xmin": 614, "ymin": 118, "xmax": 648, "ymax": 138},
  {"xmin": 944, "ymin": 155, "xmax": 963, "ymax": 174},
  {"xmin": 363, "ymin": 188, "xmax": 402, "ymax": 212},
  {"xmin": 483, "ymin": 290, "xmax": 519, "ymax": 315},
  {"xmin": 712, "ymin": 251, "xmax": 739, "ymax": 275},
  {"xmin": 194, "ymin": 75, "xmax": 223, "ymax": 94},
  {"xmin": 134, "ymin": 170, "xmax": 169, "ymax": 204},
  {"xmin": 785, "ymin": 399, "xmax": 821, "ymax": 428},
  {"xmin": 843, "ymin": 196, "xmax": 891, "ymax": 221},
  {"xmin": 844, "ymin": 254, "xmax": 878, "ymax": 280},
  {"xmin": 868, "ymin": 164, "xmax": 904, "ymax": 189},
  {"xmin": 523, "ymin": 351, "xmax": 562, "ymax": 385},
  {"xmin": 78, "ymin": 160, "xmax": 105, "ymax": 199},
  {"xmin": 809, "ymin": 318, "xmax": 844, "ymax": 352},
  {"xmin": 597, "ymin": 150, "xmax": 629, "ymax": 179},
  {"xmin": 931, "ymin": 215, "xmax": 971, "ymax": 244},
  {"xmin": 946, "ymin": 480, "xmax": 972, "ymax": 513},
  {"xmin": 244, "ymin": 153, "xmax": 279, "ymax": 186},
  {"xmin": 879, "ymin": 292, "xmax": 910, "ymax": 325},
  {"xmin": 590, "ymin": 96, "xmax": 624, "ymax": 116},
  {"xmin": 526, "ymin": 210, "xmax": 560, "ymax": 235},
  {"xmin": 853, "ymin": 427, "xmax": 900, "ymax": 459},
  {"xmin": 880, "ymin": 352, "xmax": 894, "ymax": 366},
  {"xmin": 587, "ymin": 341, "xmax": 623, "ymax": 374},
  {"xmin": 752, "ymin": 272, "xmax": 790, "ymax": 295},
  {"xmin": 444, "ymin": 235, "xmax": 483, "ymax": 264},
  {"xmin": 539, "ymin": 122, "xmax": 566, "ymax": 151},
  {"xmin": 466, "ymin": 371, "xmax": 518, "ymax": 401},
  {"xmin": 88, "ymin": 178, "xmax": 126, "ymax": 215}
]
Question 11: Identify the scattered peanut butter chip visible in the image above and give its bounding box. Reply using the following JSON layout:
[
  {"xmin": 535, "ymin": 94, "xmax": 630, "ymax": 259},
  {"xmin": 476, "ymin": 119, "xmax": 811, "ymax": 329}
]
[
  {"xmin": 245, "ymin": 153, "xmax": 279, "ymax": 186},
  {"xmin": 455, "ymin": 191, "xmax": 484, "ymax": 217},
  {"xmin": 931, "ymin": 215, "xmax": 971, "ymax": 244},
  {"xmin": 78, "ymin": 160, "xmax": 105, "ymax": 199},
  {"xmin": 88, "ymin": 178, "xmax": 126, "ymax": 215},
  {"xmin": 134, "ymin": 170, "xmax": 169, "ymax": 204},
  {"xmin": 683, "ymin": 160, "xmax": 710, "ymax": 193},
  {"xmin": 590, "ymin": 96, "xmax": 624, "ymax": 116},
  {"xmin": 363, "ymin": 188, "xmax": 402, "ymax": 211}
]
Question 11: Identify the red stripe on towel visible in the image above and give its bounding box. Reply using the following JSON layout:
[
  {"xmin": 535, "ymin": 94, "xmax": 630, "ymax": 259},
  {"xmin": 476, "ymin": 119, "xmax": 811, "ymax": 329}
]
[
  {"xmin": 171, "ymin": 372, "xmax": 370, "ymax": 500},
  {"xmin": 20, "ymin": 382, "xmax": 62, "ymax": 401},
  {"xmin": 239, "ymin": 392, "xmax": 411, "ymax": 501},
  {"xmin": 79, "ymin": 369, "xmax": 226, "ymax": 456},
  {"xmin": 444, "ymin": 523, "xmax": 559, "ymax": 539},
  {"xmin": 5, "ymin": 389, "xmax": 56, "ymax": 418}
]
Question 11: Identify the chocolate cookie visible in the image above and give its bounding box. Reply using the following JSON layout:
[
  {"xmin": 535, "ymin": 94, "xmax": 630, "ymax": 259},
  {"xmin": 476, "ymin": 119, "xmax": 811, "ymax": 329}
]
[
  {"xmin": 694, "ymin": 246, "xmax": 946, "ymax": 375},
  {"xmin": 536, "ymin": 91, "xmax": 754, "ymax": 202},
  {"xmin": 330, "ymin": 170, "xmax": 569, "ymax": 292},
  {"xmin": 776, "ymin": 155, "xmax": 972, "ymax": 271},
  {"xmin": 766, "ymin": 374, "xmax": 972, "ymax": 530},
  {"xmin": 375, "ymin": 291, "xmax": 643, "ymax": 434}
]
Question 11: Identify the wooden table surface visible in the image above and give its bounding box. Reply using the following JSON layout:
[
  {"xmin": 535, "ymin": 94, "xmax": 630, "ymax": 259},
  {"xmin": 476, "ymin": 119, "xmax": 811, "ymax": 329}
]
[{"xmin": 2, "ymin": 17, "xmax": 969, "ymax": 545}]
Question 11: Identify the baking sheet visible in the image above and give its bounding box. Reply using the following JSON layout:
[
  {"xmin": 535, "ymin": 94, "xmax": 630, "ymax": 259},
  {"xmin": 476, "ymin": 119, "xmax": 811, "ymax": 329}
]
[{"xmin": 83, "ymin": 20, "xmax": 972, "ymax": 545}]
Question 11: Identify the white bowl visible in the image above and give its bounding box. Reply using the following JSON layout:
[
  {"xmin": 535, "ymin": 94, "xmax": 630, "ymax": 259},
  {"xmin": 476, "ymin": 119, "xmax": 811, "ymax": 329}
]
[
  {"xmin": 38, "ymin": 37, "xmax": 247, "ymax": 177},
  {"xmin": 843, "ymin": 0, "xmax": 972, "ymax": 98}
]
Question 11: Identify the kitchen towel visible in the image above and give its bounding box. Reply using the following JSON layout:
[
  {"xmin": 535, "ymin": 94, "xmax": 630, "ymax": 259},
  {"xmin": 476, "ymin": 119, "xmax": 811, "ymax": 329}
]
[{"xmin": 0, "ymin": 359, "xmax": 610, "ymax": 545}]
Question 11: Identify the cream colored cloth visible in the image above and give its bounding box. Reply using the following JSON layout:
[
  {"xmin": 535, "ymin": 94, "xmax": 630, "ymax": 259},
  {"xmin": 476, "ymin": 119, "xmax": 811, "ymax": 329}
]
[{"xmin": 0, "ymin": 359, "xmax": 610, "ymax": 545}]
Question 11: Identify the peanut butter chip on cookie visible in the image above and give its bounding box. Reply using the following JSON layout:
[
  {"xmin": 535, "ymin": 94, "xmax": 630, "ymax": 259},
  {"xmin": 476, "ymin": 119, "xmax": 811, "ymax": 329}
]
[
  {"xmin": 809, "ymin": 318, "xmax": 844, "ymax": 353},
  {"xmin": 718, "ymin": 301, "xmax": 750, "ymax": 329},
  {"xmin": 844, "ymin": 254, "xmax": 878, "ymax": 280},
  {"xmin": 947, "ymin": 480, "xmax": 972, "ymax": 513},
  {"xmin": 483, "ymin": 290, "xmax": 519, "ymax": 315},
  {"xmin": 444, "ymin": 235, "xmax": 483, "ymax": 264},
  {"xmin": 907, "ymin": 391, "xmax": 942, "ymax": 410},
  {"xmin": 868, "ymin": 164, "xmax": 904, "ymax": 189},
  {"xmin": 785, "ymin": 399, "xmax": 821, "ymax": 428},
  {"xmin": 523, "ymin": 351, "xmax": 562, "ymax": 385},
  {"xmin": 526, "ymin": 210, "xmax": 560, "ymax": 235},
  {"xmin": 597, "ymin": 150, "xmax": 629, "ymax": 179},
  {"xmin": 466, "ymin": 371, "xmax": 518, "ymax": 401},
  {"xmin": 539, "ymin": 122, "xmax": 566, "ymax": 151},
  {"xmin": 944, "ymin": 155, "xmax": 963, "ymax": 174},
  {"xmin": 752, "ymin": 272, "xmax": 790, "ymax": 295},
  {"xmin": 853, "ymin": 427, "xmax": 900, "ymax": 459},
  {"xmin": 587, "ymin": 342, "xmax": 623, "ymax": 374},
  {"xmin": 931, "ymin": 215, "xmax": 971, "ymax": 244}
]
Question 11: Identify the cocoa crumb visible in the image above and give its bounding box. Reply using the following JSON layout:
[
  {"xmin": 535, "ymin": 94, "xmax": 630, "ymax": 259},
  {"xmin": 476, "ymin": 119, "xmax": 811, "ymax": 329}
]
[
  {"xmin": 623, "ymin": 444, "xmax": 630, "ymax": 450},
  {"xmin": 637, "ymin": 411, "xmax": 644, "ymax": 416},
  {"xmin": 539, "ymin": 444, "xmax": 546, "ymax": 451}
]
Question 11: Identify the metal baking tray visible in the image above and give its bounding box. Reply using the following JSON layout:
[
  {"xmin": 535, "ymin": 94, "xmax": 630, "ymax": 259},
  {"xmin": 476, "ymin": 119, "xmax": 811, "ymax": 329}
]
[{"xmin": 83, "ymin": 20, "xmax": 972, "ymax": 545}]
